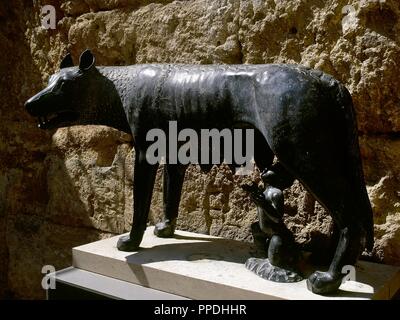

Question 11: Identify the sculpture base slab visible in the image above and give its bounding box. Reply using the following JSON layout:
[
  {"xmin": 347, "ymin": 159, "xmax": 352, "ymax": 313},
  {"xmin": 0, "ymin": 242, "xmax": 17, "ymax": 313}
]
[
  {"xmin": 72, "ymin": 227, "xmax": 400, "ymax": 300},
  {"xmin": 47, "ymin": 267, "xmax": 187, "ymax": 300}
]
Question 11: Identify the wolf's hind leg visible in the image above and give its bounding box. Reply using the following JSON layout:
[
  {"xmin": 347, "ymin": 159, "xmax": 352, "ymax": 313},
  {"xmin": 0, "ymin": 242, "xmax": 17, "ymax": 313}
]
[
  {"xmin": 307, "ymin": 224, "xmax": 364, "ymax": 294},
  {"xmin": 276, "ymin": 156, "xmax": 365, "ymax": 294}
]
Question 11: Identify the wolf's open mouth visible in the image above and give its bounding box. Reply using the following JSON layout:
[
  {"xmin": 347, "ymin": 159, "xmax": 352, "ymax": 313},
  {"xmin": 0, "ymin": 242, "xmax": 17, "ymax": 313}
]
[{"xmin": 37, "ymin": 111, "xmax": 79, "ymax": 129}]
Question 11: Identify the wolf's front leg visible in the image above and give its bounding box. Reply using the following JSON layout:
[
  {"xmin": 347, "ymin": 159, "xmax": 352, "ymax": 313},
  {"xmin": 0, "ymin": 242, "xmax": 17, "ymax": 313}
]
[
  {"xmin": 117, "ymin": 150, "xmax": 159, "ymax": 251},
  {"xmin": 154, "ymin": 164, "xmax": 187, "ymax": 238}
]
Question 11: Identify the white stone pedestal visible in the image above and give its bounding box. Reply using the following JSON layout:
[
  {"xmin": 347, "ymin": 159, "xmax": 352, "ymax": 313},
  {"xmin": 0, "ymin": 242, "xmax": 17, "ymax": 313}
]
[{"xmin": 72, "ymin": 227, "xmax": 400, "ymax": 300}]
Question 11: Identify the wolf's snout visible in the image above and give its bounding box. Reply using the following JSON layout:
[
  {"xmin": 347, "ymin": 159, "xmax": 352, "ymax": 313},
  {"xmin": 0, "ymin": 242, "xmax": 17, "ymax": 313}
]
[
  {"xmin": 25, "ymin": 89, "xmax": 51, "ymax": 117},
  {"xmin": 25, "ymin": 95, "xmax": 41, "ymax": 116},
  {"xmin": 25, "ymin": 98, "xmax": 34, "ymax": 115}
]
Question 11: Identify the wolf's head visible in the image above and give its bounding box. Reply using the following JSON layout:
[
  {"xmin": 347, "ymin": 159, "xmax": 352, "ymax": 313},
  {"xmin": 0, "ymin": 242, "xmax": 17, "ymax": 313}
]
[
  {"xmin": 25, "ymin": 50, "xmax": 130, "ymax": 133},
  {"xmin": 25, "ymin": 50, "xmax": 100, "ymax": 129}
]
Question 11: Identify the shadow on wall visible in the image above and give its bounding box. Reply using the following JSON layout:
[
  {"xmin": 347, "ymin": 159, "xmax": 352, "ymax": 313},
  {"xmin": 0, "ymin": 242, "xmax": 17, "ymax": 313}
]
[
  {"xmin": 2, "ymin": 61, "xmax": 130, "ymax": 299},
  {"xmin": 0, "ymin": 0, "xmax": 135, "ymax": 296},
  {"xmin": 5, "ymin": 123, "xmax": 136, "ymax": 299},
  {"xmin": 0, "ymin": 1, "xmax": 52, "ymax": 300}
]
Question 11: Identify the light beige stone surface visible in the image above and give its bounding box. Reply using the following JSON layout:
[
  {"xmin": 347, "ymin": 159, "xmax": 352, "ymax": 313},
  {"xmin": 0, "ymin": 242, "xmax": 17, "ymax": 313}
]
[
  {"xmin": 73, "ymin": 227, "xmax": 400, "ymax": 300},
  {"xmin": 0, "ymin": 0, "xmax": 399, "ymax": 298}
]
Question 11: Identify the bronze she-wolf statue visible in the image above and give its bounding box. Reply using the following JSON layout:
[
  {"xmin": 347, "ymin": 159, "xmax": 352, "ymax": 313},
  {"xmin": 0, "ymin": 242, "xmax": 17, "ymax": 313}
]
[{"xmin": 25, "ymin": 50, "xmax": 374, "ymax": 295}]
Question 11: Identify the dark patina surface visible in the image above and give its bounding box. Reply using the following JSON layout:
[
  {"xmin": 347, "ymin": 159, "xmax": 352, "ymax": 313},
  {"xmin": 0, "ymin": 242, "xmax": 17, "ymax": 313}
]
[{"xmin": 25, "ymin": 50, "xmax": 374, "ymax": 294}]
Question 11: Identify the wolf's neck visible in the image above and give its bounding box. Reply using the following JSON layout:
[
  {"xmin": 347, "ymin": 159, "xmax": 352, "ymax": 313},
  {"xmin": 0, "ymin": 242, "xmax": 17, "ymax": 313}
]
[
  {"xmin": 99, "ymin": 66, "xmax": 140, "ymax": 126},
  {"xmin": 92, "ymin": 67, "xmax": 133, "ymax": 134},
  {"xmin": 99, "ymin": 66, "xmax": 138, "ymax": 106}
]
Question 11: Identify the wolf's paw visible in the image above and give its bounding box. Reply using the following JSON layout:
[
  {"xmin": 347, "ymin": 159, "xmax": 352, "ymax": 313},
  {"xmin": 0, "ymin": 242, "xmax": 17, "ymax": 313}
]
[
  {"xmin": 154, "ymin": 220, "xmax": 175, "ymax": 238},
  {"xmin": 117, "ymin": 235, "xmax": 140, "ymax": 252},
  {"xmin": 306, "ymin": 271, "xmax": 342, "ymax": 295}
]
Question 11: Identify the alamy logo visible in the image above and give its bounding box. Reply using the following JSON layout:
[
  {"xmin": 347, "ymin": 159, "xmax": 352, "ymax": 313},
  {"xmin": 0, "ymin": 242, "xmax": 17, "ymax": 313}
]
[
  {"xmin": 41, "ymin": 5, "xmax": 56, "ymax": 30},
  {"xmin": 146, "ymin": 121, "xmax": 255, "ymax": 175},
  {"xmin": 41, "ymin": 265, "xmax": 56, "ymax": 290},
  {"xmin": 341, "ymin": 265, "xmax": 356, "ymax": 283}
]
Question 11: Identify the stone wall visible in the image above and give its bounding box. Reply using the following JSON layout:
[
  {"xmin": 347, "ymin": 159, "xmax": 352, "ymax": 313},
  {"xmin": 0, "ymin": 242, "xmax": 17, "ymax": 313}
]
[{"xmin": 0, "ymin": 0, "xmax": 399, "ymax": 299}]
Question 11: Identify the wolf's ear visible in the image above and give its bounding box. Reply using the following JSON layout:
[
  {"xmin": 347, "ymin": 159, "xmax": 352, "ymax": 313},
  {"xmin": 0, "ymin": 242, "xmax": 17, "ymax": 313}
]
[
  {"xmin": 60, "ymin": 53, "xmax": 74, "ymax": 69},
  {"xmin": 79, "ymin": 49, "xmax": 95, "ymax": 71}
]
